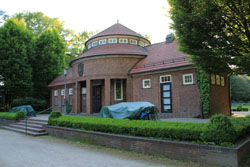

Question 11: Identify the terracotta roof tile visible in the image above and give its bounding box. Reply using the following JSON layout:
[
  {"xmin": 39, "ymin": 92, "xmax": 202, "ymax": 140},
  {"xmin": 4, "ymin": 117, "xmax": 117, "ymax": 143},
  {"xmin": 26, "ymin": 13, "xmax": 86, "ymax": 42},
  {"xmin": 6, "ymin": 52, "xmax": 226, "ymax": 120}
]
[
  {"xmin": 87, "ymin": 23, "xmax": 147, "ymax": 42},
  {"xmin": 72, "ymin": 44, "xmax": 148, "ymax": 63},
  {"xmin": 48, "ymin": 68, "xmax": 73, "ymax": 87},
  {"xmin": 130, "ymin": 41, "xmax": 193, "ymax": 74}
]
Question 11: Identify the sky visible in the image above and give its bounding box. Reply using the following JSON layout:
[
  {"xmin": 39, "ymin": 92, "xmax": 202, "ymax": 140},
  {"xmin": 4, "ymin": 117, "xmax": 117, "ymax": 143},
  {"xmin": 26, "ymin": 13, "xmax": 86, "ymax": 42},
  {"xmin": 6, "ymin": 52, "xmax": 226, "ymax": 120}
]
[{"xmin": 1, "ymin": 0, "xmax": 172, "ymax": 43}]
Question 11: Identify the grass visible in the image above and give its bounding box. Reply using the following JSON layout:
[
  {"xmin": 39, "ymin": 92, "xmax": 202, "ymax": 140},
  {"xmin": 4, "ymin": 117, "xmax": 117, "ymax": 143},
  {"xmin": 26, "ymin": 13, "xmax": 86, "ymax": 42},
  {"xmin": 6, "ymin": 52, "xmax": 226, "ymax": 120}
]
[{"xmin": 231, "ymin": 101, "xmax": 250, "ymax": 110}]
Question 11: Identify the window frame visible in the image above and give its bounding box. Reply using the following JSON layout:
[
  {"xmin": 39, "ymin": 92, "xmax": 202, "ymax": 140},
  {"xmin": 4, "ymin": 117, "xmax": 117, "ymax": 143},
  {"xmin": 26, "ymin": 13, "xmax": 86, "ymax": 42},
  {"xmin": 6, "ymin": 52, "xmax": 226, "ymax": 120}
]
[
  {"xmin": 160, "ymin": 75, "xmax": 172, "ymax": 83},
  {"xmin": 99, "ymin": 39, "xmax": 106, "ymax": 45},
  {"xmin": 114, "ymin": 79, "xmax": 123, "ymax": 101},
  {"xmin": 130, "ymin": 39, "xmax": 137, "ymax": 45},
  {"xmin": 92, "ymin": 41, "xmax": 98, "ymax": 47},
  {"xmin": 108, "ymin": 38, "xmax": 117, "ymax": 44},
  {"xmin": 119, "ymin": 38, "xmax": 128, "ymax": 44},
  {"xmin": 182, "ymin": 74, "xmax": 194, "ymax": 85},
  {"xmin": 69, "ymin": 88, "xmax": 73, "ymax": 95},
  {"xmin": 142, "ymin": 79, "xmax": 151, "ymax": 88},
  {"xmin": 54, "ymin": 90, "xmax": 58, "ymax": 106},
  {"xmin": 211, "ymin": 74, "xmax": 216, "ymax": 85}
]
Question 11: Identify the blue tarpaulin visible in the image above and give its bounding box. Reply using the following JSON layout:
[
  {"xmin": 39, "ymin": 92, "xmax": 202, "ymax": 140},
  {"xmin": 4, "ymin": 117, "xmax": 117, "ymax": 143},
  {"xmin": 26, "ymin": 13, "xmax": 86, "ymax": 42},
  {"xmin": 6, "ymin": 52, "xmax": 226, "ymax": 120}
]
[
  {"xmin": 10, "ymin": 105, "xmax": 36, "ymax": 116},
  {"xmin": 99, "ymin": 102, "xmax": 159, "ymax": 120}
]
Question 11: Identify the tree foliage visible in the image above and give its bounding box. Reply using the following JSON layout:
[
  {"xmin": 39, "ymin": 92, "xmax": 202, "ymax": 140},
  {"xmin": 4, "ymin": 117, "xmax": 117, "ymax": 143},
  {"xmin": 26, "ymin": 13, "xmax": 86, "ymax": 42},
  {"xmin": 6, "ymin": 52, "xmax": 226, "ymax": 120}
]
[
  {"xmin": 0, "ymin": 19, "xmax": 33, "ymax": 111},
  {"xmin": 65, "ymin": 31, "xmax": 93, "ymax": 66},
  {"xmin": 14, "ymin": 11, "xmax": 69, "ymax": 38},
  {"xmin": 230, "ymin": 75, "xmax": 250, "ymax": 102},
  {"xmin": 168, "ymin": 0, "xmax": 250, "ymax": 74},
  {"xmin": 33, "ymin": 29, "xmax": 65, "ymax": 100}
]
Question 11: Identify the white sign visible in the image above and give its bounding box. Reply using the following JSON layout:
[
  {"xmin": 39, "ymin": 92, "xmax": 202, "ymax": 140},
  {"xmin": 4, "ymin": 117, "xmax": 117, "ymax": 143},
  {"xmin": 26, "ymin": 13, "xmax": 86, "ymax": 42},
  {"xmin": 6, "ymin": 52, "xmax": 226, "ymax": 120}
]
[{"xmin": 82, "ymin": 88, "xmax": 86, "ymax": 94}]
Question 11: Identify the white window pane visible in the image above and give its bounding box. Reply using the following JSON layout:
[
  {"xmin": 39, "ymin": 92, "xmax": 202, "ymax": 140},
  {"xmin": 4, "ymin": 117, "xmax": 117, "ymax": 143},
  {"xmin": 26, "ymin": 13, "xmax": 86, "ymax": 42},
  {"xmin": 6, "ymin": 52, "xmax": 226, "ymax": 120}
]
[
  {"xmin": 164, "ymin": 105, "xmax": 171, "ymax": 110},
  {"xmin": 163, "ymin": 99, "xmax": 170, "ymax": 104},
  {"xmin": 163, "ymin": 92, "xmax": 170, "ymax": 97},
  {"xmin": 163, "ymin": 85, "xmax": 170, "ymax": 90}
]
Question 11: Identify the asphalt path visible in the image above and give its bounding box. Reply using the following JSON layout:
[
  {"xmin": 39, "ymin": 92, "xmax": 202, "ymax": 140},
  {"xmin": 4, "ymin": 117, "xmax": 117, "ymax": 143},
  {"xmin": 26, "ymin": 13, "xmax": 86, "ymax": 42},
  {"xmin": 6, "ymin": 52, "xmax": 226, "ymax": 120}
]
[{"xmin": 0, "ymin": 129, "xmax": 170, "ymax": 167}]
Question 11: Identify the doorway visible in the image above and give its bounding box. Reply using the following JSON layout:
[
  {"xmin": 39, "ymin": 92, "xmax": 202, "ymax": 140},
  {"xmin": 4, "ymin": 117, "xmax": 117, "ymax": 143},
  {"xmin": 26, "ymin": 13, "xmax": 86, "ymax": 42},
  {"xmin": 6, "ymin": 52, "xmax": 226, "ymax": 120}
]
[
  {"xmin": 161, "ymin": 83, "xmax": 172, "ymax": 113},
  {"xmin": 93, "ymin": 85, "xmax": 102, "ymax": 113}
]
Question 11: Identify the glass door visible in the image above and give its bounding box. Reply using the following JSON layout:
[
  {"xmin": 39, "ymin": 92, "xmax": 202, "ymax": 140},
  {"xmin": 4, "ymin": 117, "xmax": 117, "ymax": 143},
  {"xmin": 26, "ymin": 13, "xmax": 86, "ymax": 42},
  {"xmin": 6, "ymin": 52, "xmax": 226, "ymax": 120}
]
[{"xmin": 161, "ymin": 83, "xmax": 172, "ymax": 113}]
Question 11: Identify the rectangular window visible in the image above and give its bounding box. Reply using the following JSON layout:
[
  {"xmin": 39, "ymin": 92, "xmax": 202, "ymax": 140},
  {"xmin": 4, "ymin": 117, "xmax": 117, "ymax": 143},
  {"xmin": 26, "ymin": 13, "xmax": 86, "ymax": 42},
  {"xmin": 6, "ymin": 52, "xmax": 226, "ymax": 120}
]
[
  {"xmin": 92, "ymin": 41, "xmax": 98, "ymax": 47},
  {"xmin": 69, "ymin": 88, "xmax": 73, "ymax": 95},
  {"xmin": 54, "ymin": 90, "xmax": 58, "ymax": 106},
  {"xmin": 108, "ymin": 38, "xmax": 117, "ymax": 44},
  {"xmin": 61, "ymin": 96, "xmax": 64, "ymax": 106},
  {"xmin": 69, "ymin": 95, "xmax": 72, "ymax": 105},
  {"xmin": 221, "ymin": 76, "xmax": 225, "ymax": 86},
  {"xmin": 99, "ymin": 39, "xmax": 106, "ymax": 45},
  {"xmin": 160, "ymin": 75, "xmax": 172, "ymax": 83},
  {"xmin": 61, "ymin": 89, "xmax": 65, "ymax": 96},
  {"xmin": 130, "ymin": 39, "xmax": 137, "ymax": 45},
  {"xmin": 114, "ymin": 79, "xmax": 123, "ymax": 100},
  {"xmin": 211, "ymin": 74, "xmax": 216, "ymax": 84},
  {"xmin": 143, "ymin": 79, "xmax": 151, "ymax": 88},
  {"xmin": 183, "ymin": 74, "xmax": 193, "ymax": 85},
  {"xmin": 119, "ymin": 38, "xmax": 128, "ymax": 44},
  {"xmin": 88, "ymin": 44, "xmax": 91, "ymax": 49},
  {"xmin": 216, "ymin": 75, "xmax": 220, "ymax": 85}
]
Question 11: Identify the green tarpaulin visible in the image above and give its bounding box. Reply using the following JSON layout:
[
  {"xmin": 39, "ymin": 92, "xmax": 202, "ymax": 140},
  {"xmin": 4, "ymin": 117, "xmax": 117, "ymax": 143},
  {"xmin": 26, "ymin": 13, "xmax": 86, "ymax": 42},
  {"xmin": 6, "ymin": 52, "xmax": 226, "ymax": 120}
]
[{"xmin": 99, "ymin": 102, "xmax": 159, "ymax": 120}]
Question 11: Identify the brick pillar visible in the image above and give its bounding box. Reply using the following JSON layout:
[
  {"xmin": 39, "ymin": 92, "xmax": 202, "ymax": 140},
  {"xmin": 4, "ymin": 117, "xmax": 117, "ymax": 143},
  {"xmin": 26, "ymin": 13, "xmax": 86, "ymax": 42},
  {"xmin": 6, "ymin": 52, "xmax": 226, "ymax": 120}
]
[
  {"xmin": 104, "ymin": 78, "xmax": 111, "ymax": 106},
  {"xmin": 76, "ymin": 82, "xmax": 81, "ymax": 114},
  {"xmin": 72, "ymin": 83, "xmax": 77, "ymax": 114},
  {"xmin": 126, "ymin": 77, "xmax": 133, "ymax": 101},
  {"xmin": 86, "ymin": 79, "xmax": 91, "ymax": 114}
]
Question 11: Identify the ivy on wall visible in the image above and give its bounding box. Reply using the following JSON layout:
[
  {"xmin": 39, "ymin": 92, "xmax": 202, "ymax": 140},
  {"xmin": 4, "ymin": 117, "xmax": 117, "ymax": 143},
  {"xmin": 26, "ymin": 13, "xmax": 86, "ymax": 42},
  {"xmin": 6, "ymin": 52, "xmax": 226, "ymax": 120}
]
[{"xmin": 196, "ymin": 69, "xmax": 210, "ymax": 118}]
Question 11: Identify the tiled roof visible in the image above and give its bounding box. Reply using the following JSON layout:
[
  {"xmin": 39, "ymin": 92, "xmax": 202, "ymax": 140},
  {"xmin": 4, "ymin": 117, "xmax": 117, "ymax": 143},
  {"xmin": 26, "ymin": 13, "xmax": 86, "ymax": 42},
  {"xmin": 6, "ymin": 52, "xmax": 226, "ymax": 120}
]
[
  {"xmin": 71, "ymin": 44, "xmax": 148, "ymax": 63},
  {"xmin": 129, "ymin": 41, "xmax": 193, "ymax": 74},
  {"xmin": 86, "ymin": 23, "xmax": 149, "ymax": 43},
  {"xmin": 48, "ymin": 68, "xmax": 73, "ymax": 87}
]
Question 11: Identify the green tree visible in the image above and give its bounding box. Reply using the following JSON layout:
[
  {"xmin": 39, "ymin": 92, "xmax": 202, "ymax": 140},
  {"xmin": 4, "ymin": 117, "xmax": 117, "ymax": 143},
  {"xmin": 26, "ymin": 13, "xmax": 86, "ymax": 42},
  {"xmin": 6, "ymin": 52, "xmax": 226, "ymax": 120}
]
[
  {"xmin": 33, "ymin": 29, "xmax": 65, "ymax": 100},
  {"xmin": 0, "ymin": 18, "xmax": 33, "ymax": 111},
  {"xmin": 14, "ymin": 11, "xmax": 69, "ymax": 38},
  {"xmin": 230, "ymin": 75, "xmax": 250, "ymax": 102},
  {"xmin": 0, "ymin": 9, "xmax": 9, "ymax": 26},
  {"xmin": 66, "ymin": 31, "xmax": 93, "ymax": 66},
  {"xmin": 168, "ymin": 0, "xmax": 250, "ymax": 74}
]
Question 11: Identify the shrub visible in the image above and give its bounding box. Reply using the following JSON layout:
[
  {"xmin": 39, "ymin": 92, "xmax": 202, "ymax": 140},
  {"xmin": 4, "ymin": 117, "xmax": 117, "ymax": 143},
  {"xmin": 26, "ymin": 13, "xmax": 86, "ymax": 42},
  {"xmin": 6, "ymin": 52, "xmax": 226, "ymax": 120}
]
[
  {"xmin": 201, "ymin": 114, "xmax": 236, "ymax": 145},
  {"xmin": 17, "ymin": 111, "xmax": 25, "ymax": 120},
  {"xmin": 48, "ymin": 110, "xmax": 62, "ymax": 125},
  {"xmin": 49, "ymin": 115, "xmax": 206, "ymax": 142},
  {"xmin": 48, "ymin": 114, "xmax": 250, "ymax": 146},
  {"xmin": 0, "ymin": 112, "xmax": 23, "ymax": 120},
  {"xmin": 11, "ymin": 97, "xmax": 47, "ymax": 112}
]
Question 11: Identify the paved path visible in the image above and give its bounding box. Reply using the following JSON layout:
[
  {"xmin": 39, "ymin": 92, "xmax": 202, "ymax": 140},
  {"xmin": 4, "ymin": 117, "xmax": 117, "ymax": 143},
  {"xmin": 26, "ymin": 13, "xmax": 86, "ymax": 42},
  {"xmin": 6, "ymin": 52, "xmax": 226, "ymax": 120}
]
[{"xmin": 0, "ymin": 129, "xmax": 170, "ymax": 167}]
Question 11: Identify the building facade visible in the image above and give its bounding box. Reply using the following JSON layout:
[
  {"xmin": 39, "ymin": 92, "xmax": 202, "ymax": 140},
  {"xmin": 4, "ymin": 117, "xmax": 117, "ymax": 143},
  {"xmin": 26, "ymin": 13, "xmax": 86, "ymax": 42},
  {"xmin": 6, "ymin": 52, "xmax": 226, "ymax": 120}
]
[{"xmin": 48, "ymin": 23, "xmax": 231, "ymax": 118}]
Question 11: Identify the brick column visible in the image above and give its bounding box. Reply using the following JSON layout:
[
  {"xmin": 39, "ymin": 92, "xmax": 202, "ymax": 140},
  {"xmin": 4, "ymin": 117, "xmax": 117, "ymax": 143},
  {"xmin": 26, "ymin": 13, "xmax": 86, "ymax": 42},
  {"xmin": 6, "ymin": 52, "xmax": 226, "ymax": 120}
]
[
  {"xmin": 73, "ymin": 82, "xmax": 81, "ymax": 114},
  {"xmin": 104, "ymin": 78, "xmax": 111, "ymax": 106},
  {"xmin": 72, "ymin": 83, "xmax": 77, "ymax": 114},
  {"xmin": 76, "ymin": 82, "xmax": 81, "ymax": 114},
  {"xmin": 86, "ymin": 79, "xmax": 91, "ymax": 114}
]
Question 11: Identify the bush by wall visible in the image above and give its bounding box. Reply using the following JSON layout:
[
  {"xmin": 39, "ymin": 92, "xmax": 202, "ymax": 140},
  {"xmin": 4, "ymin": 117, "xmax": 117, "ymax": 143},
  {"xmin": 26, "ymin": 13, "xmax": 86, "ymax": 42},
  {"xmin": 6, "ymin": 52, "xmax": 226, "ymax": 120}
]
[
  {"xmin": 0, "ymin": 111, "xmax": 25, "ymax": 120},
  {"xmin": 48, "ymin": 114, "xmax": 250, "ymax": 146}
]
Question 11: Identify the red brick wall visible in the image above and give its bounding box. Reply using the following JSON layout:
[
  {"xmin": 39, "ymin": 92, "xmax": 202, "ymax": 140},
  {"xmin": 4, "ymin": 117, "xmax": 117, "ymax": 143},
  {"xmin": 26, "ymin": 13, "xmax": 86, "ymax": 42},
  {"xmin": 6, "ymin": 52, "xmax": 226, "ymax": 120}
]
[
  {"xmin": 210, "ymin": 75, "xmax": 231, "ymax": 116},
  {"xmin": 132, "ymin": 68, "xmax": 201, "ymax": 118},
  {"xmin": 51, "ymin": 85, "xmax": 73, "ymax": 112}
]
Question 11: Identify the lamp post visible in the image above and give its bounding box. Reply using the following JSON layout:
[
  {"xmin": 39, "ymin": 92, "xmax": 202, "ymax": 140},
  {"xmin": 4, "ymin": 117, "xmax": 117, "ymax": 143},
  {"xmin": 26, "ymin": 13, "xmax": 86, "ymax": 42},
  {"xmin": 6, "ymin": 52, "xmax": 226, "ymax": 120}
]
[{"xmin": 64, "ymin": 69, "xmax": 67, "ymax": 115}]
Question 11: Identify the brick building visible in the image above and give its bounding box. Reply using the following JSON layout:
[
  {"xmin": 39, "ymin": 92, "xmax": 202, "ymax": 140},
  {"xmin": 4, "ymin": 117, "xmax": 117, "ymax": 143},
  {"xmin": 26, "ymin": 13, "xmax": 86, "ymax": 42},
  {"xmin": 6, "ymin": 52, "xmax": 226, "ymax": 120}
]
[{"xmin": 48, "ymin": 23, "xmax": 231, "ymax": 118}]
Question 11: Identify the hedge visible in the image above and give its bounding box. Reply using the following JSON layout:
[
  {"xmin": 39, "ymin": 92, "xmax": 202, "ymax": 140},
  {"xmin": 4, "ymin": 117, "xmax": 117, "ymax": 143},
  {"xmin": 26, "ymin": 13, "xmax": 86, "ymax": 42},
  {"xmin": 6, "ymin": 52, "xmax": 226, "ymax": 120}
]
[
  {"xmin": 0, "ymin": 111, "xmax": 25, "ymax": 120},
  {"xmin": 48, "ymin": 111, "xmax": 250, "ymax": 146}
]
